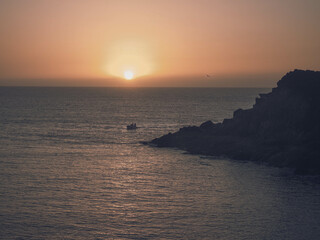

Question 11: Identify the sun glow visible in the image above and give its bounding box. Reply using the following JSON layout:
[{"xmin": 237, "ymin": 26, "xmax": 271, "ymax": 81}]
[
  {"xmin": 124, "ymin": 70, "xmax": 134, "ymax": 80},
  {"xmin": 105, "ymin": 40, "xmax": 154, "ymax": 80}
]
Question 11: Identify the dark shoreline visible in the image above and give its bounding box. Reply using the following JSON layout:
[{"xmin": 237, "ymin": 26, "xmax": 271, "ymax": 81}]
[{"xmin": 147, "ymin": 70, "xmax": 320, "ymax": 175}]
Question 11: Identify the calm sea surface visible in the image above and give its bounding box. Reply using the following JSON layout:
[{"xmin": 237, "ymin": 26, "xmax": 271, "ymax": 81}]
[{"xmin": 0, "ymin": 87, "xmax": 319, "ymax": 239}]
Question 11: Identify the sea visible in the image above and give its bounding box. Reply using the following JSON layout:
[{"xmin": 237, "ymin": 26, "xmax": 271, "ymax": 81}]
[{"xmin": 0, "ymin": 87, "xmax": 319, "ymax": 240}]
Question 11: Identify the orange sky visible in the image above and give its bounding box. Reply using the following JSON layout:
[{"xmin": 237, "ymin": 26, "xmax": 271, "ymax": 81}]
[{"xmin": 0, "ymin": 0, "xmax": 319, "ymax": 87}]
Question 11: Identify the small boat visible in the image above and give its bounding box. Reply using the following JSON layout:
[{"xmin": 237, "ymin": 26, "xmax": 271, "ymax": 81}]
[{"xmin": 127, "ymin": 123, "xmax": 137, "ymax": 130}]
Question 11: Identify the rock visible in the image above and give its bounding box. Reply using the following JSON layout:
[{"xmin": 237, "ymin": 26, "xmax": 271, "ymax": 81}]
[
  {"xmin": 149, "ymin": 70, "xmax": 320, "ymax": 175},
  {"xmin": 200, "ymin": 120, "xmax": 215, "ymax": 129}
]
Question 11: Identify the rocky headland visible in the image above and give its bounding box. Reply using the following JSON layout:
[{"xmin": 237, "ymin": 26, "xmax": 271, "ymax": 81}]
[{"xmin": 149, "ymin": 70, "xmax": 320, "ymax": 174}]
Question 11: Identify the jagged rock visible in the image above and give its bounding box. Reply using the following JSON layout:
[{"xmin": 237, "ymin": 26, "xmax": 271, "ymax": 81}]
[
  {"xmin": 150, "ymin": 70, "xmax": 320, "ymax": 175},
  {"xmin": 200, "ymin": 120, "xmax": 215, "ymax": 129}
]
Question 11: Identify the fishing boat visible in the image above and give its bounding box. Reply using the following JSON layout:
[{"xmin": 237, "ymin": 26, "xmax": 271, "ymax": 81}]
[{"xmin": 127, "ymin": 123, "xmax": 137, "ymax": 130}]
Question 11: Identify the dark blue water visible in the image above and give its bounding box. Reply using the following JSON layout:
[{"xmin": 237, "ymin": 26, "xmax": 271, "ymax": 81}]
[{"xmin": 0, "ymin": 87, "xmax": 319, "ymax": 239}]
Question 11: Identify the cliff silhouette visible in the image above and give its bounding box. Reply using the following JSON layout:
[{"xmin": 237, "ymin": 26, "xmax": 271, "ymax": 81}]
[{"xmin": 149, "ymin": 70, "xmax": 320, "ymax": 174}]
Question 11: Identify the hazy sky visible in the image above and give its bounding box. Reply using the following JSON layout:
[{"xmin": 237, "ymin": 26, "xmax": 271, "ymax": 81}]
[{"xmin": 0, "ymin": 0, "xmax": 319, "ymax": 87}]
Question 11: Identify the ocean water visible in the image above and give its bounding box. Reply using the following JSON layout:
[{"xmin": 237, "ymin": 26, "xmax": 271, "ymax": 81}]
[{"xmin": 0, "ymin": 87, "xmax": 319, "ymax": 240}]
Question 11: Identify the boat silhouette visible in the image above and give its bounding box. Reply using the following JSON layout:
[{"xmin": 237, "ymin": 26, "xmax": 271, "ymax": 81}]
[{"xmin": 127, "ymin": 123, "xmax": 137, "ymax": 130}]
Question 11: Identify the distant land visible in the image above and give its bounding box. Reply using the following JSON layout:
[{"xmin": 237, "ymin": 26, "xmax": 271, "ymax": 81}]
[
  {"xmin": 0, "ymin": 73, "xmax": 282, "ymax": 88},
  {"xmin": 147, "ymin": 70, "xmax": 320, "ymax": 175}
]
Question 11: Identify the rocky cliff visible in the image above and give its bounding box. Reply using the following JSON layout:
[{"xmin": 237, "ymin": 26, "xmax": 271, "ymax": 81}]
[{"xmin": 149, "ymin": 70, "xmax": 320, "ymax": 174}]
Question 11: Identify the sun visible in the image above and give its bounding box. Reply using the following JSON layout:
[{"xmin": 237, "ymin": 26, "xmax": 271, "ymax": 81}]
[
  {"xmin": 105, "ymin": 40, "xmax": 155, "ymax": 80},
  {"xmin": 124, "ymin": 70, "xmax": 134, "ymax": 80}
]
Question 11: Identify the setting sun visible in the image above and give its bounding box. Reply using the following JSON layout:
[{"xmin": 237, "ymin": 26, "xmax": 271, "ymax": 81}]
[
  {"xmin": 1, "ymin": 1, "xmax": 320, "ymax": 239},
  {"xmin": 124, "ymin": 70, "xmax": 134, "ymax": 80},
  {"xmin": 105, "ymin": 40, "xmax": 155, "ymax": 81}
]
